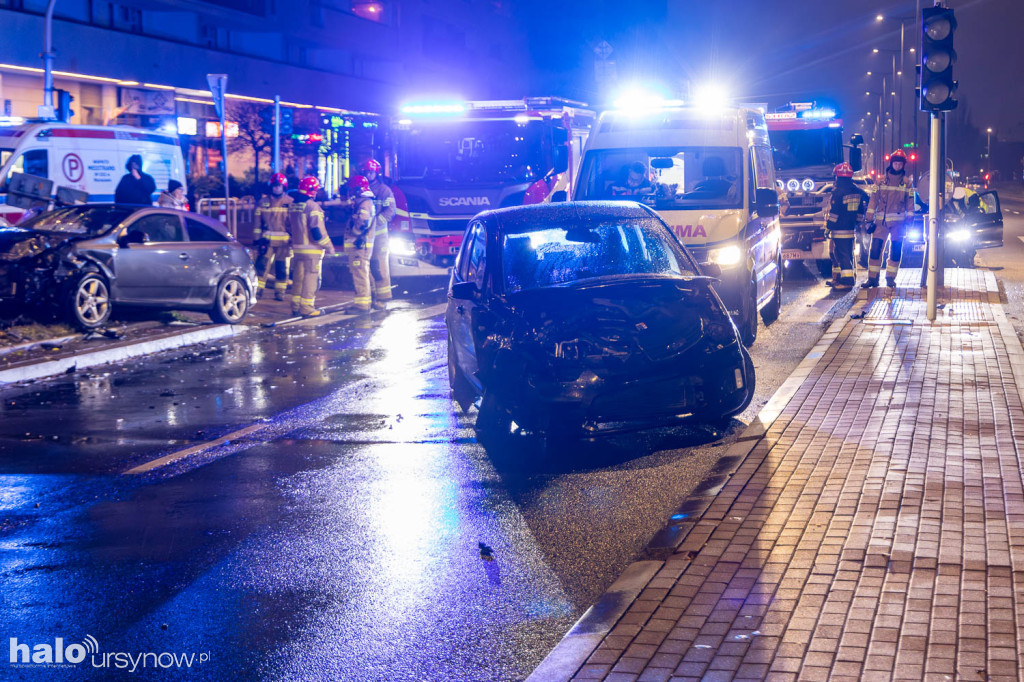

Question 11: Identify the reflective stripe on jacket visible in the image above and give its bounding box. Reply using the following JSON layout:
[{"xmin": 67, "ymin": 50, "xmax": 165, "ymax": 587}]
[
  {"xmin": 254, "ymin": 193, "xmax": 293, "ymax": 240},
  {"xmin": 866, "ymin": 174, "xmax": 913, "ymax": 224},
  {"xmin": 288, "ymin": 198, "xmax": 332, "ymax": 252}
]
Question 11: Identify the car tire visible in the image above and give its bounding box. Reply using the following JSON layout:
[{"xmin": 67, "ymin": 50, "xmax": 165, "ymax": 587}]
[
  {"xmin": 448, "ymin": 335, "xmax": 475, "ymax": 413},
  {"xmin": 210, "ymin": 276, "xmax": 250, "ymax": 324},
  {"xmin": 816, "ymin": 259, "xmax": 833, "ymax": 279},
  {"xmin": 737, "ymin": 277, "xmax": 758, "ymax": 348},
  {"xmin": 67, "ymin": 272, "xmax": 112, "ymax": 330},
  {"xmin": 760, "ymin": 256, "xmax": 783, "ymax": 326}
]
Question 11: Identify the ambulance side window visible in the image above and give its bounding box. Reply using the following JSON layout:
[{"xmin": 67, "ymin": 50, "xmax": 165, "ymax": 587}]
[
  {"xmin": 4, "ymin": 150, "xmax": 49, "ymax": 187},
  {"xmin": 17, "ymin": 150, "xmax": 49, "ymax": 178}
]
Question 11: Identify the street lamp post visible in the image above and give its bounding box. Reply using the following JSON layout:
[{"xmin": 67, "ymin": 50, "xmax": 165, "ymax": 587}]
[
  {"xmin": 40, "ymin": 0, "xmax": 57, "ymax": 118},
  {"xmin": 986, "ymin": 127, "xmax": 993, "ymax": 169}
]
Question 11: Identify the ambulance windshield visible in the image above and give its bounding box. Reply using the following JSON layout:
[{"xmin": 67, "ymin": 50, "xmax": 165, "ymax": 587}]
[{"xmin": 576, "ymin": 147, "xmax": 743, "ymax": 211}]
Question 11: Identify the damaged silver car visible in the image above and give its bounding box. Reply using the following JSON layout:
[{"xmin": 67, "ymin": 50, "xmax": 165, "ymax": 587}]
[
  {"xmin": 0, "ymin": 205, "xmax": 257, "ymax": 329},
  {"xmin": 446, "ymin": 201, "xmax": 755, "ymax": 438}
]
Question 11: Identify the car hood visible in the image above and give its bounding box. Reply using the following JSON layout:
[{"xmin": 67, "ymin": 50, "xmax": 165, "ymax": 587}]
[
  {"xmin": 505, "ymin": 276, "xmax": 721, "ymax": 368},
  {"xmin": 0, "ymin": 227, "xmax": 72, "ymax": 262}
]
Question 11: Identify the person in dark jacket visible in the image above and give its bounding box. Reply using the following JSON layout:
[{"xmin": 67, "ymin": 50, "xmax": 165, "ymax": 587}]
[{"xmin": 114, "ymin": 154, "xmax": 157, "ymax": 205}]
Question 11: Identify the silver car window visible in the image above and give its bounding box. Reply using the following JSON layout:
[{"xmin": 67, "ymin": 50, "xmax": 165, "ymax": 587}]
[{"xmin": 129, "ymin": 214, "xmax": 184, "ymax": 243}]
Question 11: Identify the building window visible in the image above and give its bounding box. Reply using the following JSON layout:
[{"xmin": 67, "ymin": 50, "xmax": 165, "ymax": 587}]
[{"xmin": 199, "ymin": 22, "xmax": 232, "ymax": 49}]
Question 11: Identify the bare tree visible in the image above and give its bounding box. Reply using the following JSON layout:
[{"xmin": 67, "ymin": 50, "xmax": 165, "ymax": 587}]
[{"xmin": 228, "ymin": 101, "xmax": 273, "ymax": 183}]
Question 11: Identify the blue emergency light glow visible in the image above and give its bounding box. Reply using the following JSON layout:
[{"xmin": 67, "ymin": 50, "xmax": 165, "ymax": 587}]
[
  {"xmin": 400, "ymin": 102, "xmax": 466, "ymax": 115},
  {"xmin": 798, "ymin": 108, "xmax": 837, "ymax": 120}
]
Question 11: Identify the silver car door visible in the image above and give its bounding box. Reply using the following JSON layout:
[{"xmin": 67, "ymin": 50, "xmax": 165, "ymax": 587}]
[
  {"xmin": 182, "ymin": 216, "xmax": 234, "ymax": 304},
  {"xmin": 112, "ymin": 212, "xmax": 190, "ymax": 303}
]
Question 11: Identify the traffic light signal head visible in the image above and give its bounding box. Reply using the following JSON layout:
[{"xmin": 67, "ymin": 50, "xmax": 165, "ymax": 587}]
[
  {"xmin": 56, "ymin": 89, "xmax": 75, "ymax": 122},
  {"xmin": 909, "ymin": 153, "xmax": 917, "ymax": 162},
  {"xmin": 920, "ymin": 7, "xmax": 958, "ymax": 112}
]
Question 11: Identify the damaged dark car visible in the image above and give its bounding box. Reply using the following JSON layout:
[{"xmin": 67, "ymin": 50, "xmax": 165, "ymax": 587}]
[
  {"xmin": 446, "ymin": 201, "xmax": 755, "ymax": 439},
  {"xmin": 0, "ymin": 205, "xmax": 257, "ymax": 329}
]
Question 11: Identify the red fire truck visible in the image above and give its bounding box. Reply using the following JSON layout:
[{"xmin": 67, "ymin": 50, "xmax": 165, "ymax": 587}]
[
  {"xmin": 387, "ymin": 98, "xmax": 595, "ymax": 273},
  {"xmin": 766, "ymin": 104, "xmax": 863, "ymax": 276}
]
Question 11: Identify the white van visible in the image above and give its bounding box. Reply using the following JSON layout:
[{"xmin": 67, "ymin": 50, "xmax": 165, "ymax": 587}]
[
  {"xmin": 0, "ymin": 122, "xmax": 186, "ymax": 222},
  {"xmin": 572, "ymin": 106, "xmax": 783, "ymax": 346}
]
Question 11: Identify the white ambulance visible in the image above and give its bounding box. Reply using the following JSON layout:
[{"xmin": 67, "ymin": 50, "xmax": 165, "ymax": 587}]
[
  {"xmin": 571, "ymin": 105, "xmax": 783, "ymax": 346},
  {"xmin": 0, "ymin": 122, "xmax": 186, "ymax": 222}
]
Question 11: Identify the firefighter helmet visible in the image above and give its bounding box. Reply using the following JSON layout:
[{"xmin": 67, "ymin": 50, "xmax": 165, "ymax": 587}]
[
  {"xmin": 359, "ymin": 158, "xmax": 382, "ymax": 174},
  {"xmin": 269, "ymin": 172, "xmax": 287, "ymax": 187},
  {"xmin": 298, "ymin": 176, "xmax": 321, "ymax": 197},
  {"xmin": 833, "ymin": 162, "xmax": 854, "ymax": 178},
  {"xmin": 889, "ymin": 149, "xmax": 908, "ymax": 163},
  {"xmin": 346, "ymin": 175, "xmax": 370, "ymax": 193}
]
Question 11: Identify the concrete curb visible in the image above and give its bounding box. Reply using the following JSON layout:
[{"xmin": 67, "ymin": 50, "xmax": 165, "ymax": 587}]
[
  {"xmin": 0, "ymin": 324, "xmax": 245, "ymax": 386},
  {"xmin": 527, "ymin": 299, "xmax": 867, "ymax": 680},
  {"xmin": 526, "ymin": 561, "xmax": 663, "ymax": 682}
]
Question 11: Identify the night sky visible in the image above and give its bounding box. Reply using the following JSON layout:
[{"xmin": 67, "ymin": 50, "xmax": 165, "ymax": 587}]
[{"xmin": 523, "ymin": 0, "xmax": 1024, "ymax": 144}]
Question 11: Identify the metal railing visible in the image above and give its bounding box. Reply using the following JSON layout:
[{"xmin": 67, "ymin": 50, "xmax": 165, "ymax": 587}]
[{"xmin": 195, "ymin": 196, "xmax": 256, "ymax": 240}]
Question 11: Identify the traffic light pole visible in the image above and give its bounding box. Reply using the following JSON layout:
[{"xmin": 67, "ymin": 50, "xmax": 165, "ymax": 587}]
[
  {"xmin": 926, "ymin": 111, "xmax": 941, "ymax": 321},
  {"xmin": 273, "ymin": 95, "xmax": 281, "ymax": 174}
]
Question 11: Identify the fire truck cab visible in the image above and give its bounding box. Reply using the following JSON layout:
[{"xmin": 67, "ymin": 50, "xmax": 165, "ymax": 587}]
[
  {"xmin": 389, "ymin": 98, "xmax": 595, "ymax": 274},
  {"xmin": 766, "ymin": 104, "xmax": 863, "ymax": 277}
]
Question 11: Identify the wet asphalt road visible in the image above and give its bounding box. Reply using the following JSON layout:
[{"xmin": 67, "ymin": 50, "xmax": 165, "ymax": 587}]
[
  {"xmin": 0, "ymin": 263, "xmax": 850, "ymax": 681},
  {"xmin": 977, "ymin": 184, "xmax": 1024, "ymax": 340}
]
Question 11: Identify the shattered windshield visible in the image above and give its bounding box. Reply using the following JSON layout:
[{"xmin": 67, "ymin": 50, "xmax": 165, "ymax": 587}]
[
  {"xmin": 770, "ymin": 128, "xmax": 843, "ymax": 171},
  {"xmin": 577, "ymin": 147, "xmax": 744, "ymax": 211},
  {"xmin": 502, "ymin": 217, "xmax": 697, "ymax": 293},
  {"xmin": 19, "ymin": 206, "xmax": 136, "ymax": 235},
  {"xmin": 398, "ymin": 119, "xmax": 545, "ymax": 185}
]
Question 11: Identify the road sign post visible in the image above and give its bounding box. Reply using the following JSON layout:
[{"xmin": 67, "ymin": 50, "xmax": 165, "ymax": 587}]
[{"xmin": 206, "ymin": 74, "xmax": 229, "ymax": 207}]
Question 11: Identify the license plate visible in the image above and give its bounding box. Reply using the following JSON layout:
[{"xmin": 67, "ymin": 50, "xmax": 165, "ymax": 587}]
[
  {"xmin": 397, "ymin": 258, "xmax": 419, "ymax": 267},
  {"xmin": 913, "ymin": 244, "xmax": 926, "ymax": 252},
  {"xmin": 782, "ymin": 249, "xmax": 808, "ymax": 260}
]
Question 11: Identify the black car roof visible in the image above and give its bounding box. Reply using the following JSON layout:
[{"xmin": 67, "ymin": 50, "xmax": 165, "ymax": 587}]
[{"xmin": 478, "ymin": 201, "xmax": 658, "ymax": 233}]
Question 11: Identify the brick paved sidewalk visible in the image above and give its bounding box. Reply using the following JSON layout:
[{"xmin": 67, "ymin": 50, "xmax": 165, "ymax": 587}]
[{"xmin": 542, "ymin": 268, "xmax": 1024, "ymax": 682}]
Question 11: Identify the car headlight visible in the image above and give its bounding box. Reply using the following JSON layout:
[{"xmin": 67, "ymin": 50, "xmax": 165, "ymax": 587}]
[
  {"xmin": 776, "ymin": 179, "xmax": 785, "ymax": 191},
  {"xmin": 786, "ymin": 179, "xmax": 800, "ymax": 192},
  {"xmin": 907, "ymin": 229, "xmax": 922, "ymax": 241},
  {"xmin": 390, "ymin": 235, "xmax": 417, "ymax": 257},
  {"xmin": 707, "ymin": 244, "xmax": 743, "ymax": 267},
  {"xmin": 948, "ymin": 229, "xmax": 970, "ymax": 242},
  {"xmin": 801, "ymin": 178, "xmax": 815, "ymax": 192}
]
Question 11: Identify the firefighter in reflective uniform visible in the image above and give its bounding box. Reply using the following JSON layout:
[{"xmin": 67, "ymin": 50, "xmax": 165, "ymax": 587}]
[
  {"xmin": 344, "ymin": 175, "xmax": 377, "ymax": 313},
  {"xmin": 865, "ymin": 149, "xmax": 914, "ymax": 287},
  {"xmin": 361, "ymin": 159, "xmax": 394, "ymax": 310},
  {"xmin": 287, "ymin": 176, "xmax": 334, "ymax": 317},
  {"xmin": 824, "ymin": 162, "xmax": 868, "ymax": 290},
  {"xmin": 253, "ymin": 173, "xmax": 293, "ymax": 300}
]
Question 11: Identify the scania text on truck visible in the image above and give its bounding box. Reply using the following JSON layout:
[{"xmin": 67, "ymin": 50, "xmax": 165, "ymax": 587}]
[
  {"xmin": 572, "ymin": 104, "xmax": 782, "ymax": 346},
  {"xmin": 389, "ymin": 98, "xmax": 594, "ymax": 272}
]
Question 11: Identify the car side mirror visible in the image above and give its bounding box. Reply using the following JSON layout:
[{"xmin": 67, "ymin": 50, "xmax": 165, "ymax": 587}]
[
  {"xmin": 850, "ymin": 133, "xmax": 864, "ymax": 147},
  {"xmin": 550, "ymin": 190, "xmax": 568, "ymax": 203},
  {"xmin": 754, "ymin": 188, "xmax": 780, "ymax": 217},
  {"xmin": 701, "ymin": 263, "xmax": 723, "ymax": 278},
  {"xmin": 118, "ymin": 229, "xmax": 147, "ymax": 248},
  {"xmin": 552, "ymin": 146, "xmax": 569, "ymax": 175},
  {"xmin": 450, "ymin": 281, "xmax": 478, "ymax": 301},
  {"xmin": 849, "ymin": 148, "xmax": 863, "ymax": 173}
]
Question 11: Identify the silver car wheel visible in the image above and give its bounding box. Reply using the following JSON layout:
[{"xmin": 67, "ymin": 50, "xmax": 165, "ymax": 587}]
[
  {"xmin": 217, "ymin": 278, "xmax": 248, "ymax": 322},
  {"xmin": 75, "ymin": 276, "xmax": 110, "ymax": 325}
]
